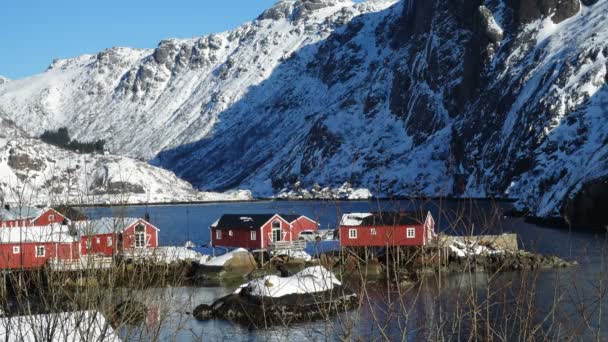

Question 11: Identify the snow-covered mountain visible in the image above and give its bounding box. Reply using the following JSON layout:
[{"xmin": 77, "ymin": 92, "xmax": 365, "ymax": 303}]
[
  {"xmin": 0, "ymin": 0, "xmax": 394, "ymax": 159},
  {"xmin": 0, "ymin": 117, "xmax": 251, "ymax": 205},
  {"xmin": 0, "ymin": 0, "xmax": 606, "ymax": 223}
]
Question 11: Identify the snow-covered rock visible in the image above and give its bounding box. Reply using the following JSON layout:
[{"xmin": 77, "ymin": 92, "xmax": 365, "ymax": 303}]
[
  {"xmin": 235, "ymin": 266, "xmax": 341, "ymax": 297},
  {"xmin": 203, "ymin": 248, "xmax": 250, "ymax": 266},
  {"xmin": 0, "ymin": 75, "xmax": 9, "ymax": 86},
  {"xmin": 271, "ymin": 249, "xmax": 312, "ymax": 261},
  {"xmin": 0, "ymin": 136, "xmax": 252, "ymax": 206},
  {"xmin": 276, "ymin": 182, "xmax": 372, "ymax": 200},
  {"xmin": 448, "ymin": 240, "xmax": 503, "ymax": 258}
]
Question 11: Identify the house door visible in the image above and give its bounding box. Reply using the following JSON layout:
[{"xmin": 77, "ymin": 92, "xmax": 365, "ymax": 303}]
[{"xmin": 271, "ymin": 220, "xmax": 281, "ymax": 242}]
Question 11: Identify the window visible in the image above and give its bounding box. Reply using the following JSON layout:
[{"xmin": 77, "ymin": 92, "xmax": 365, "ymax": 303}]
[
  {"xmin": 48, "ymin": 214, "xmax": 55, "ymax": 222},
  {"xmin": 251, "ymin": 231, "xmax": 256, "ymax": 240},
  {"xmin": 107, "ymin": 236, "xmax": 113, "ymax": 247},
  {"xmin": 36, "ymin": 246, "xmax": 45, "ymax": 257},
  {"xmin": 370, "ymin": 228, "xmax": 377, "ymax": 236},
  {"xmin": 135, "ymin": 224, "xmax": 146, "ymax": 248},
  {"xmin": 12, "ymin": 246, "xmax": 20, "ymax": 254},
  {"xmin": 228, "ymin": 230, "xmax": 233, "ymax": 237},
  {"xmin": 96, "ymin": 237, "xmax": 101, "ymax": 244},
  {"xmin": 272, "ymin": 220, "xmax": 281, "ymax": 242},
  {"xmin": 348, "ymin": 229, "xmax": 357, "ymax": 239},
  {"xmin": 216, "ymin": 230, "xmax": 222, "ymax": 240},
  {"xmin": 86, "ymin": 238, "xmax": 92, "ymax": 250},
  {"xmin": 407, "ymin": 227, "xmax": 415, "ymax": 238}
]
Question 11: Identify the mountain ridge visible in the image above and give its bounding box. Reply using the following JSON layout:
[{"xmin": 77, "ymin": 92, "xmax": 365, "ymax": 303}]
[{"xmin": 0, "ymin": 0, "xmax": 606, "ymax": 224}]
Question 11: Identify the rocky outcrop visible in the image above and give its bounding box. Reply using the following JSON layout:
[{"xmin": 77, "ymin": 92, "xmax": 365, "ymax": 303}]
[
  {"xmin": 562, "ymin": 176, "xmax": 608, "ymax": 228},
  {"xmin": 193, "ymin": 285, "xmax": 357, "ymax": 326},
  {"xmin": 509, "ymin": 0, "xmax": 581, "ymax": 24},
  {"xmin": 445, "ymin": 251, "xmax": 577, "ymax": 273}
]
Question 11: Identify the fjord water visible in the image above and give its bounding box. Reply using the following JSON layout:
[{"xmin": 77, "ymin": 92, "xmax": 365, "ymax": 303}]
[{"xmin": 86, "ymin": 200, "xmax": 608, "ymax": 340}]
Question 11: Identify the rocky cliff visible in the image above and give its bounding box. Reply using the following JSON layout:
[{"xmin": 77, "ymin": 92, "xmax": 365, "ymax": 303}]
[{"xmin": 0, "ymin": 0, "xmax": 606, "ymax": 224}]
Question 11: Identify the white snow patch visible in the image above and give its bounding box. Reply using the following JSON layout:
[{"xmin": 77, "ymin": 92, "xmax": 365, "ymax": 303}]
[
  {"xmin": 0, "ymin": 224, "xmax": 77, "ymax": 243},
  {"xmin": 204, "ymin": 248, "xmax": 249, "ymax": 266},
  {"xmin": 235, "ymin": 266, "xmax": 341, "ymax": 297},
  {"xmin": 340, "ymin": 213, "xmax": 372, "ymax": 226},
  {"xmin": 271, "ymin": 249, "xmax": 312, "ymax": 261},
  {"xmin": 347, "ymin": 188, "xmax": 373, "ymax": 200},
  {"xmin": 0, "ymin": 310, "xmax": 120, "ymax": 341},
  {"xmin": 125, "ymin": 246, "xmax": 210, "ymax": 264},
  {"xmin": 449, "ymin": 240, "xmax": 503, "ymax": 258}
]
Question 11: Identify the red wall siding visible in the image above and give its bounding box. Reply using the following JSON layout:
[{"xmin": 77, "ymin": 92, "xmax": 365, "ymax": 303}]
[
  {"xmin": 0, "ymin": 242, "xmax": 77, "ymax": 269},
  {"xmin": 260, "ymin": 216, "xmax": 291, "ymax": 248},
  {"xmin": 339, "ymin": 224, "xmax": 426, "ymax": 247},
  {"xmin": 33, "ymin": 209, "xmax": 67, "ymax": 226},
  {"xmin": 123, "ymin": 220, "xmax": 158, "ymax": 250},
  {"xmin": 211, "ymin": 228, "xmax": 260, "ymax": 249},
  {"xmin": 81, "ymin": 233, "xmax": 117, "ymax": 256},
  {"xmin": 290, "ymin": 217, "xmax": 319, "ymax": 238}
]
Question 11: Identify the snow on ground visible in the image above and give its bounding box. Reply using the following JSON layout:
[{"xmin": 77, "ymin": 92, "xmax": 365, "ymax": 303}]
[
  {"xmin": 235, "ymin": 266, "xmax": 341, "ymax": 298},
  {"xmin": 0, "ymin": 310, "xmax": 120, "ymax": 341},
  {"xmin": 448, "ymin": 240, "xmax": 504, "ymax": 258},
  {"xmin": 347, "ymin": 188, "xmax": 373, "ymax": 200},
  {"xmin": 203, "ymin": 248, "xmax": 249, "ymax": 266},
  {"xmin": 125, "ymin": 246, "xmax": 210, "ymax": 264},
  {"xmin": 271, "ymin": 249, "xmax": 312, "ymax": 261},
  {"xmin": 0, "ymin": 136, "xmax": 252, "ymax": 206}
]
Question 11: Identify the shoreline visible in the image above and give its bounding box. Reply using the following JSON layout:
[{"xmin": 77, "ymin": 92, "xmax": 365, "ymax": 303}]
[{"xmin": 75, "ymin": 195, "xmax": 517, "ymax": 208}]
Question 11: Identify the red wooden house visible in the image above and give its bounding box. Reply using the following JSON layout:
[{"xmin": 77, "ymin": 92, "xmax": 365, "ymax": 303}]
[
  {"xmin": 78, "ymin": 217, "xmax": 159, "ymax": 257},
  {"xmin": 339, "ymin": 211, "xmax": 436, "ymax": 247},
  {"xmin": 210, "ymin": 214, "xmax": 319, "ymax": 249},
  {"xmin": 0, "ymin": 223, "xmax": 79, "ymax": 269},
  {"xmin": 0, "ymin": 206, "xmax": 68, "ymax": 228}
]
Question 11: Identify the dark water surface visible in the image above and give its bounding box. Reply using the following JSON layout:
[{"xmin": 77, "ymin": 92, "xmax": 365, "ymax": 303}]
[{"xmin": 85, "ymin": 200, "xmax": 608, "ymax": 340}]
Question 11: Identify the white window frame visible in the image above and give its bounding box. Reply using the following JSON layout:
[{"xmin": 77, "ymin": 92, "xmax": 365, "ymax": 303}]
[
  {"xmin": 96, "ymin": 237, "xmax": 101, "ymax": 244},
  {"xmin": 228, "ymin": 230, "xmax": 233, "ymax": 237},
  {"xmin": 107, "ymin": 236, "xmax": 113, "ymax": 247},
  {"xmin": 134, "ymin": 224, "xmax": 146, "ymax": 248},
  {"xmin": 12, "ymin": 246, "xmax": 20, "ymax": 254},
  {"xmin": 216, "ymin": 230, "xmax": 222, "ymax": 240},
  {"xmin": 48, "ymin": 214, "xmax": 55, "ymax": 222},
  {"xmin": 36, "ymin": 246, "xmax": 46, "ymax": 258},
  {"xmin": 407, "ymin": 227, "xmax": 415, "ymax": 239},
  {"xmin": 348, "ymin": 229, "xmax": 357, "ymax": 239},
  {"xmin": 251, "ymin": 231, "xmax": 256, "ymax": 240},
  {"xmin": 370, "ymin": 228, "xmax": 377, "ymax": 236}
]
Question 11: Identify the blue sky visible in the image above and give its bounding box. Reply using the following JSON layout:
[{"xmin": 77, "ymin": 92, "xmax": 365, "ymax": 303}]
[{"xmin": 0, "ymin": 0, "xmax": 277, "ymax": 79}]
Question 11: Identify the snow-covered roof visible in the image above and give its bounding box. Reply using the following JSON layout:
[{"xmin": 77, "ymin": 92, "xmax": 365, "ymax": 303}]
[
  {"xmin": 0, "ymin": 206, "xmax": 44, "ymax": 221},
  {"xmin": 340, "ymin": 212, "xmax": 426, "ymax": 226},
  {"xmin": 0, "ymin": 310, "xmax": 120, "ymax": 341},
  {"xmin": 235, "ymin": 266, "xmax": 342, "ymax": 298},
  {"xmin": 0, "ymin": 223, "xmax": 77, "ymax": 243},
  {"xmin": 76, "ymin": 217, "xmax": 141, "ymax": 235},
  {"xmin": 340, "ymin": 213, "xmax": 372, "ymax": 226}
]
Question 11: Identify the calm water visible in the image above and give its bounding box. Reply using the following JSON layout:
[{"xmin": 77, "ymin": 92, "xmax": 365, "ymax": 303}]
[{"xmin": 86, "ymin": 200, "xmax": 608, "ymax": 340}]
